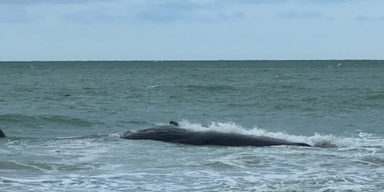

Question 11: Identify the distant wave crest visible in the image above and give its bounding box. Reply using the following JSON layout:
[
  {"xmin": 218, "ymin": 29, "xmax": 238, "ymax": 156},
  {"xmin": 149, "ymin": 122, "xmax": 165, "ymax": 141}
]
[
  {"xmin": 0, "ymin": 114, "xmax": 95, "ymax": 127},
  {"xmin": 181, "ymin": 85, "xmax": 237, "ymax": 92}
]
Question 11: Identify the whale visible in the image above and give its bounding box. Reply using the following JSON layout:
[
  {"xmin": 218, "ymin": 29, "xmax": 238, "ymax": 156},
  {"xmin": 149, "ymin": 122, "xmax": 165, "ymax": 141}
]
[
  {"xmin": 121, "ymin": 121, "xmax": 311, "ymax": 147},
  {"xmin": 0, "ymin": 129, "xmax": 5, "ymax": 138}
]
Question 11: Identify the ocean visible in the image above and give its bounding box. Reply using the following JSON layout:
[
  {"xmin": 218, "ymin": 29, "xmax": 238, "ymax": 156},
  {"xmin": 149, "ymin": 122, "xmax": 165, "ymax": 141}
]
[{"xmin": 0, "ymin": 60, "xmax": 383, "ymax": 191}]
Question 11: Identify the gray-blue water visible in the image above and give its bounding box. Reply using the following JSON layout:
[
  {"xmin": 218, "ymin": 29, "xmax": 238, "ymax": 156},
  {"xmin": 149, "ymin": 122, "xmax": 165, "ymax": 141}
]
[{"xmin": 1, "ymin": 61, "xmax": 384, "ymax": 191}]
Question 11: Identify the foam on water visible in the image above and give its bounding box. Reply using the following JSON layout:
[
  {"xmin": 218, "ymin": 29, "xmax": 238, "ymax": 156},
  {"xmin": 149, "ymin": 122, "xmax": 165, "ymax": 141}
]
[
  {"xmin": 2, "ymin": 120, "xmax": 384, "ymax": 191},
  {"xmin": 2, "ymin": 138, "xmax": 113, "ymax": 169},
  {"xmin": 170, "ymin": 120, "xmax": 384, "ymax": 191},
  {"xmin": 146, "ymin": 85, "xmax": 160, "ymax": 89}
]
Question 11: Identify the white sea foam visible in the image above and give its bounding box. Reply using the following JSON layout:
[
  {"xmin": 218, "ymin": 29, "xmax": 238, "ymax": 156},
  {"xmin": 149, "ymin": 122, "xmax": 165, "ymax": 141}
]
[
  {"xmin": 146, "ymin": 85, "xmax": 160, "ymax": 89},
  {"xmin": 2, "ymin": 121, "xmax": 383, "ymax": 192},
  {"xmin": 176, "ymin": 120, "xmax": 384, "ymax": 149}
]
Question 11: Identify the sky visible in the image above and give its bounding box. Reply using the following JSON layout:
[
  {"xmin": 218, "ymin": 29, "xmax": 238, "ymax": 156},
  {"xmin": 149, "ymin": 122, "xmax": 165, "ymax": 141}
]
[{"xmin": 1, "ymin": 0, "xmax": 384, "ymax": 61}]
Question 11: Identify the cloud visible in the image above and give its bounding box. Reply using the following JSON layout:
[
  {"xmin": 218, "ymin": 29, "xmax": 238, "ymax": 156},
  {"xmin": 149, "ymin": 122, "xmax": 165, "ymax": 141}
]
[
  {"xmin": 132, "ymin": 0, "xmax": 243, "ymax": 24},
  {"xmin": 0, "ymin": 0, "xmax": 116, "ymax": 4},
  {"xmin": 217, "ymin": 0, "xmax": 289, "ymax": 4},
  {"xmin": 303, "ymin": 0, "xmax": 366, "ymax": 3},
  {"xmin": 0, "ymin": 0, "xmax": 129, "ymax": 24},
  {"xmin": 356, "ymin": 15, "xmax": 384, "ymax": 21},
  {"xmin": 62, "ymin": 10, "xmax": 126, "ymax": 25},
  {"xmin": 356, "ymin": 15, "xmax": 373, "ymax": 21},
  {"xmin": 144, "ymin": 0, "xmax": 210, "ymax": 11},
  {"xmin": 276, "ymin": 11, "xmax": 323, "ymax": 19},
  {"xmin": 217, "ymin": 0, "xmax": 361, "ymax": 5},
  {"xmin": 0, "ymin": 5, "xmax": 30, "ymax": 23},
  {"xmin": 0, "ymin": 0, "xmax": 244, "ymax": 25}
]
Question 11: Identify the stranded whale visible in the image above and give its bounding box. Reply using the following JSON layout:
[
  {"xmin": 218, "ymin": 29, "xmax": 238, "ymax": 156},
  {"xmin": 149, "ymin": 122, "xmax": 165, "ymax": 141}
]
[
  {"xmin": 121, "ymin": 121, "xmax": 311, "ymax": 147},
  {"xmin": 0, "ymin": 122, "xmax": 311, "ymax": 147}
]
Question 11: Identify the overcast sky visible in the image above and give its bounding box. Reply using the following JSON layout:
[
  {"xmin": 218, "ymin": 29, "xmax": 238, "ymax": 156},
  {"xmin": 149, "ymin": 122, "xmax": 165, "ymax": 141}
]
[{"xmin": 1, "ymin": 0, "xmax": 383, "ymax": 61}]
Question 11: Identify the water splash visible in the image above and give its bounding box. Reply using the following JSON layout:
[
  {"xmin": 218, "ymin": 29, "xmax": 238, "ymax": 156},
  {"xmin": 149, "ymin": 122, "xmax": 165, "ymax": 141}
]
[{"xmin": 174, "ymin": 120, "xmax": 384, "ymax": 149}]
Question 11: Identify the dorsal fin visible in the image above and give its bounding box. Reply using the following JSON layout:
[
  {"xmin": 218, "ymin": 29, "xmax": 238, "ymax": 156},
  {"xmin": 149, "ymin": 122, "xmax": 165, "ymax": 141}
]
[{"xmin": 0, "ymin": 129, "xmax": 5, "ymax": 138}]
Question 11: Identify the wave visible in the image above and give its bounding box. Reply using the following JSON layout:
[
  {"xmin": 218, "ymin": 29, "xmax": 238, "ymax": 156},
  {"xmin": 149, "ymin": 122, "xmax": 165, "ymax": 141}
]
[
  {"xmin": 170, "ymin": 120, "xmax": 384, "ymax": 149},
  {"xmin": 0, "ymin": 114, "xmax": 96, "ymax": 127},
  {"xmin": 3, "ymin": 116, "xmax": 382, "ymax": 150},
  {"xmin": 180, "ymin": 85, "xmax": 237, "ymax": 92},
  {"xmin": 142, "ymin": 84, "xmax": 237, "ymax": 92},
  {"xmin": 0, "ymin": 160, "xmax": 94, "ymax": 172},
  {"xmin": 145, "ymin": 85, "xmax": 161, "ymax": 89},
  {"xmin": 365, "ymin": 93, "xmax": 384, "ymax": 101}
]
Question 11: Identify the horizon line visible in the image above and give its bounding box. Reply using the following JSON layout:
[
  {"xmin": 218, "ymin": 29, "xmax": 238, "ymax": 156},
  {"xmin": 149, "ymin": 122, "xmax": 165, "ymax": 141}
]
[{"xmin": 1, "ymin": 59, "xmax": 383, "ymax": 62}]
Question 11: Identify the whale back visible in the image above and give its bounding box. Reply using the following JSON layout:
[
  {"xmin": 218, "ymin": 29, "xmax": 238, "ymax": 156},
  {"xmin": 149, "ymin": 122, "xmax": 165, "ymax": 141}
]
[
  {"xmin": 122, "ymin": 125, "xmax": 195, "ymax": 142},
  {"xmin": 198, "ymin": 132, "xmax": 303, "ymax": 146},
  {"xmin": 122, "ymin": 126, "xmax": 311, "ymax": 147}
]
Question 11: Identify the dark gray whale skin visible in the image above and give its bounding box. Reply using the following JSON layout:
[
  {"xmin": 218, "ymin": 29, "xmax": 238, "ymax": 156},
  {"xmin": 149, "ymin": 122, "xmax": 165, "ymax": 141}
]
[
  {"xmin": 121, "ymin": 125, "xmax": 311, "ymax": 147},
  {"xmin": 0, "ymin": 129, "xmax": 5, "ymax": 138}
]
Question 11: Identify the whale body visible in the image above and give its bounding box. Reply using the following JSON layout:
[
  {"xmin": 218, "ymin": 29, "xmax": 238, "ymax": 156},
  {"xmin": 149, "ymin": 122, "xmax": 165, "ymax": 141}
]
[{"xmin": 121, "ymin": 122, "xmax": 311, "ymax": 147}]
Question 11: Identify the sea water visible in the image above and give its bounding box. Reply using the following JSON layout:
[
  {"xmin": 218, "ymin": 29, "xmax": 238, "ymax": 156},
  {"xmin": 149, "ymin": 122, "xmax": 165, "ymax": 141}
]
[{"xmin": 1, "ymin": 61, "xmax": 383, "ymax": 191}]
